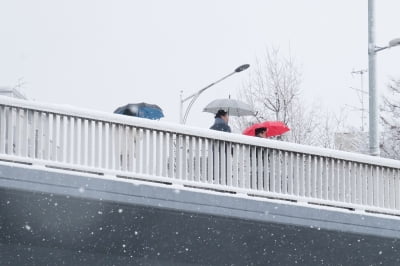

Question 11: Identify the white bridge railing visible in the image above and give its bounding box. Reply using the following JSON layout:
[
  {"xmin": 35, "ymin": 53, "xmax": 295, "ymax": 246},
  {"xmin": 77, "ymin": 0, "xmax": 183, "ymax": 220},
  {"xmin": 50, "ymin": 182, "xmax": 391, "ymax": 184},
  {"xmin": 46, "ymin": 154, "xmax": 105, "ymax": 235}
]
[{"xmin": 1, "ymin": 96, "xmax": 400, "ymax": 216}]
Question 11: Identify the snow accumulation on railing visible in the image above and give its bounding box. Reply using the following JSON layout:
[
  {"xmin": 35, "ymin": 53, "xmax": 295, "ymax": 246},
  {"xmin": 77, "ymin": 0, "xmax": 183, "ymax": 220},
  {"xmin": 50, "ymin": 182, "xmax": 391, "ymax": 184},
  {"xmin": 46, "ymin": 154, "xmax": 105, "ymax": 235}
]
[{"xmin": 1, "ymin": 95, "xmax": 400, "ymax": 217}]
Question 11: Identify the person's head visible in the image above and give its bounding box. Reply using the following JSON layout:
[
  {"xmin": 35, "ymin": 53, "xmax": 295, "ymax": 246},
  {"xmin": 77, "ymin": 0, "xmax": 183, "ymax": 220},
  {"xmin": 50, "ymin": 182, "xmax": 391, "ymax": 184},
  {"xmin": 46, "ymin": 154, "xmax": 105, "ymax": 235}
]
[
  {"xmin": 215, "ymin": 109, "xmax": 229, "ymax": 123},
  {"xmin": 255, "ymin": 127, "xmax": 267, "ymax": 138}
]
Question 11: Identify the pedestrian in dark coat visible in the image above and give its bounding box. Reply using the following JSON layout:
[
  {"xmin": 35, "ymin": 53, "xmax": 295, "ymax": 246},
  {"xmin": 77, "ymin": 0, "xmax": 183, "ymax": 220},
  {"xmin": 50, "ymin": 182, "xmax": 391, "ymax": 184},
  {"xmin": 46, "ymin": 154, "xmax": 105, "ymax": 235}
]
[{"xmin": 210, "ymin": 110, "xmax": 231, "ymax": 132}]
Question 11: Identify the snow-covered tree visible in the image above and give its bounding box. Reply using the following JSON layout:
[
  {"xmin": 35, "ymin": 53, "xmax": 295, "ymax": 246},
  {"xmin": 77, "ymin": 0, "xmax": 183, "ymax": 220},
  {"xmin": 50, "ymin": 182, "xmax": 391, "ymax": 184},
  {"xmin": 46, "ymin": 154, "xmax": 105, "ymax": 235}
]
[
  {"xmin": 238, "ymin": 48, "xmax": 300, "ymax": 125},
  {"xmin": 233, "ymin": 48, "xmax": 341, "ymax": 147},
  {"xmin": 380, "ymin": 79, "xmax": 400, "ymax": 159}
]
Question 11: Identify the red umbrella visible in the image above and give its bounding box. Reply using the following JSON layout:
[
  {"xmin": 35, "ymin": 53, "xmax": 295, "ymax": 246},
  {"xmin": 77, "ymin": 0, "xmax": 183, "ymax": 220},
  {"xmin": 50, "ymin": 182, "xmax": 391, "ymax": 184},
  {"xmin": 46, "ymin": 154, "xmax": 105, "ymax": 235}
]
[{"xmin": 243, "ymin": 121, "xmax": 290, "ymax": 137}]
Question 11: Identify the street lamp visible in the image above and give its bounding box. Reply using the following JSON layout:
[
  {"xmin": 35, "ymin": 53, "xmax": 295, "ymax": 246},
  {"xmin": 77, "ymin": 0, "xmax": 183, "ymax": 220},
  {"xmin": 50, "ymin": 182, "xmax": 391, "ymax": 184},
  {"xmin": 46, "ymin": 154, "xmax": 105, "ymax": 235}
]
[
  {"xmin": 179, "ymin": 64, "xmax": 250, "ymax": 124},
  {"xmin": 368, "ymin": 0, "xmax": 400, "ymax": 156}
]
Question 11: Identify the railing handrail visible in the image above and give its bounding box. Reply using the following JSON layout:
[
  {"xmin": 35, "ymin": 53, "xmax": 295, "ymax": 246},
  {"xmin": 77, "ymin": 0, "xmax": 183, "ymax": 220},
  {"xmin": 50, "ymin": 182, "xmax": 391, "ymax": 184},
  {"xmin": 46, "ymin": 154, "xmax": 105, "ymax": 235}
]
[{"xmin": 1, "ymin": 95, "xmax": 399, "ymax": 169}]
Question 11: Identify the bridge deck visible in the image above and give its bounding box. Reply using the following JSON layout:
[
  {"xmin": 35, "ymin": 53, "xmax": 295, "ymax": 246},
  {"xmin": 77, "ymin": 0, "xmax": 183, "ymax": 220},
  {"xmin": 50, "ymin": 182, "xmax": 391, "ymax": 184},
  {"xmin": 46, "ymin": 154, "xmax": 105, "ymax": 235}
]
[{"xmin": 1, "ymin": 161, "xmax": 400, "ymax": 265}]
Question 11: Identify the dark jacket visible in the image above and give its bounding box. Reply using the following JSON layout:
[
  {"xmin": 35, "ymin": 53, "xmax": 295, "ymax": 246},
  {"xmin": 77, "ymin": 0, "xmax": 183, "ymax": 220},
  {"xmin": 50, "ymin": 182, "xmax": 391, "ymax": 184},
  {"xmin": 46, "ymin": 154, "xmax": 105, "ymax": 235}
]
[{"xmin": 210, "ymin": 117, "xmax": 231, "ymax": 133}]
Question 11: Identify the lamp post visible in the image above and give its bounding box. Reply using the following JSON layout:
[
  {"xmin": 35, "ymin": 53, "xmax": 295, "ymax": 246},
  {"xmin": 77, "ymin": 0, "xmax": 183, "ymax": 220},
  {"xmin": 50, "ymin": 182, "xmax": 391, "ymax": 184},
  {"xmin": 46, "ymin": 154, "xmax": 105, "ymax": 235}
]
[
  {"xmin": 368, "ymin": 0, "xmax": 400, "ymax": 156},
  {"xmin": 179, "ymin": 64, "xmax": 250, "ymax": 124}
]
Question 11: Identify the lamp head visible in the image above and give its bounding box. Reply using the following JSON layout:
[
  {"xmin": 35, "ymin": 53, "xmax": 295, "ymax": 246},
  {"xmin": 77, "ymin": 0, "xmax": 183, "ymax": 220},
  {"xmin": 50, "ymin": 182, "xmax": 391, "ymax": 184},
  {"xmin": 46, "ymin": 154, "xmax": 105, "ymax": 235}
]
[
  {"xmin": 389, "ymin": 38, "xmax": 400, "ymax": 47},
  {"xmin": 234, "ymin": 64, "xmax": 250, "ymax": 73}
]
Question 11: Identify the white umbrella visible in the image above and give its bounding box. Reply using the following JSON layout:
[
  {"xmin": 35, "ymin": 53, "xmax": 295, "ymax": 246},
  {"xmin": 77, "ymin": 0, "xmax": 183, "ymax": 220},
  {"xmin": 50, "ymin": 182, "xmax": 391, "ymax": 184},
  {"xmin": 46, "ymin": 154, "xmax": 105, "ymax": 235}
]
[{"xmin": 203, "ymin": 98, "xmax": 254, "ymax": 116}]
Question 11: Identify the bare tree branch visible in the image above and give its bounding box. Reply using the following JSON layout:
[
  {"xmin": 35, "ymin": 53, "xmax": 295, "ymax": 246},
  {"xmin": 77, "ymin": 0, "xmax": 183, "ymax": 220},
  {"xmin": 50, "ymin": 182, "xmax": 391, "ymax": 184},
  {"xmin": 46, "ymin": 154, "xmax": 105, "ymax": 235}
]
[{"xmin": 380, "ymin": 78, "xmax": 400, "ymax": 159}]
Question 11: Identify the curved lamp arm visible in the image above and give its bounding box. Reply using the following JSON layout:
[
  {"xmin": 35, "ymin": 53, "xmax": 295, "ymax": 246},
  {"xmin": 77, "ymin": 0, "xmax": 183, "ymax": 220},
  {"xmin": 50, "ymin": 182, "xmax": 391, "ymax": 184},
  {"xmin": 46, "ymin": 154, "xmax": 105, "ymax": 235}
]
[
  {"xmin": 180, "ymin": 64, "xmax": 250, "ymax": 124},
  {"xmin": 182, "ymin": 92, "xmax": 202, "ymax": 124}
]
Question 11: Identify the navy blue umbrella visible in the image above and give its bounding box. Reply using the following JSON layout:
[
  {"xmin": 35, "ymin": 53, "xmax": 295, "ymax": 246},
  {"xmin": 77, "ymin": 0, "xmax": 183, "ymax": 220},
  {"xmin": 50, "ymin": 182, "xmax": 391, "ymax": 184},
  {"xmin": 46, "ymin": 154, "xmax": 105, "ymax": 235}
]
[{"xmin": 114, "ymin": 103, "xmax": 164, "ymax": 120}]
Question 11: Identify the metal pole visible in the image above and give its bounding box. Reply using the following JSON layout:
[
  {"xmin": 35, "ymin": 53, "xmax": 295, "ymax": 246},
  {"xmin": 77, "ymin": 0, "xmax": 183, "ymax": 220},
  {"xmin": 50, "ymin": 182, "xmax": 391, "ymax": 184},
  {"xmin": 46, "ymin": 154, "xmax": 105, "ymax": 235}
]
[
  {"xmin": 179, "ymin": 90, "xmax": 183, "ymax": 124},
  {"xmin": 368, "ymin": 0, "xmax": 379, "ymax": 156},
  {"xmin": 360, "ymin": 71, "xmax": 365, "ymax": 132}
]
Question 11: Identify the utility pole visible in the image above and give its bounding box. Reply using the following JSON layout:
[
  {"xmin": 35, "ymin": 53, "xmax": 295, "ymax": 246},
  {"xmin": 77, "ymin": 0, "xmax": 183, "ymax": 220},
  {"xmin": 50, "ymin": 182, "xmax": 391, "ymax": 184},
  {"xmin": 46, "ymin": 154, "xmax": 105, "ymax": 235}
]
[
  {"xmin": 351, "ymin": 69, "xmax": 368, "ymax": 131},
  {"xmin": 367, "ymin": 1, "xmax": 400, "ymax": 155},
  {"xmin": 368, "ymin": 0, "xmax": 379, "ymax": 156}
]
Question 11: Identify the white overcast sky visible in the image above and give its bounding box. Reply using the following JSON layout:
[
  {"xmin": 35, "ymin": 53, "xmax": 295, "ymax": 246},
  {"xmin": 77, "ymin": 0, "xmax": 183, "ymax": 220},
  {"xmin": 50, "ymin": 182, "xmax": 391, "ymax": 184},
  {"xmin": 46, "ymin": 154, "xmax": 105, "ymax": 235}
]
[{"xmin": 1, "ymin": 0, "xmax": 399, "ymax": 129}]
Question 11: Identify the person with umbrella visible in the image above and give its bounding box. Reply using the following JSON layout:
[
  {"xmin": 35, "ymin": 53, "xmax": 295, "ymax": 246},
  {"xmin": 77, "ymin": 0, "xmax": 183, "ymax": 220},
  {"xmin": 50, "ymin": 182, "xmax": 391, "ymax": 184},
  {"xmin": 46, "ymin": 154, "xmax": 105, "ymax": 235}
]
[
  {"xmin": 204, "ymin": 99, "xmax": 252, "ymax": 183},
  {"xmin": 204, "ymin": 98, "xmax": 254, "ymax": 133},
  {"xmin": 243, "ymin": 121, "xmax": 290, "ymax": 138},
  {"xmin": 209, "ymin": 109, "xmax": 231, "ymax": 133},
  {"xmin": 114, "ymin": 103, "xmax": 164, "ymax": 120},
  {"xmin": 255, "ymin": 127, "xmax": 267, "ymax": 138}
]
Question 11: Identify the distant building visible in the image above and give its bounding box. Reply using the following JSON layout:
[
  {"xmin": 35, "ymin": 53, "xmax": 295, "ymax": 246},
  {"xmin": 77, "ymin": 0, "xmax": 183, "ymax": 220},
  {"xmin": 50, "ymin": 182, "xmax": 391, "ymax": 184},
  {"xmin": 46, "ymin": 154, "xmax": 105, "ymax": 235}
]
[
  {"xmin": 0, "ymin": 87, "xmax": 27, "ymax": 100},
  {"xmin": 334, "ymin": 131, "xmax": 368, "ymax": 154}
]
